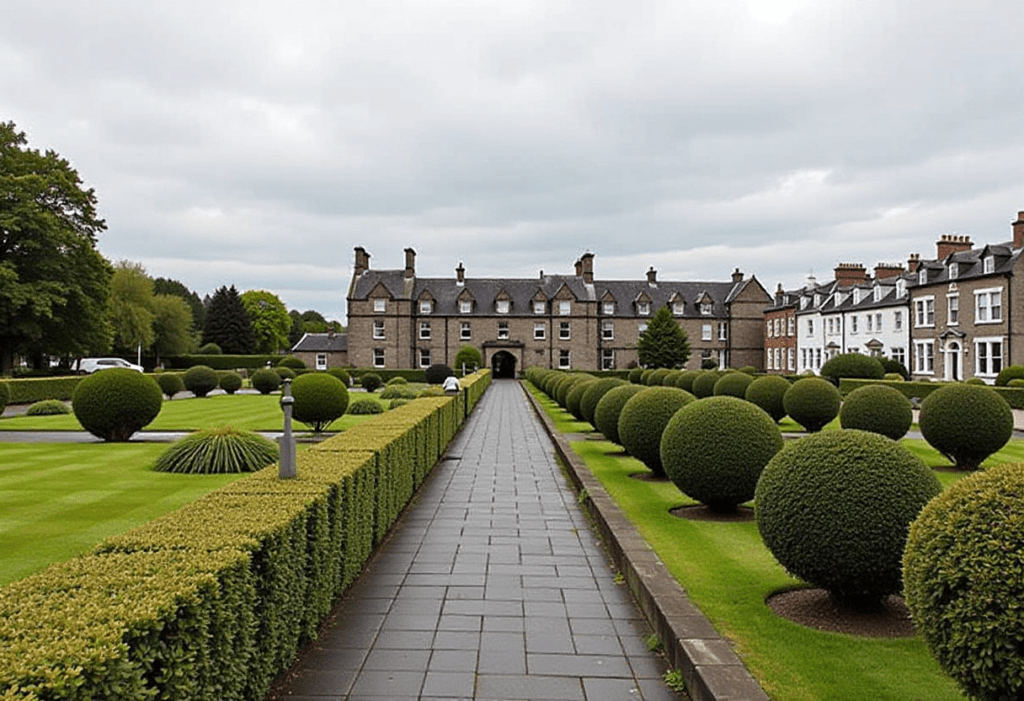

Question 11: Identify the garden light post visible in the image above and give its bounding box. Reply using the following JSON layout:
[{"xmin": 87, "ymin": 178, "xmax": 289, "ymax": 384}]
[{"xmin": 279, "ymin": 378, "xmax": 296, "ymax": 479}]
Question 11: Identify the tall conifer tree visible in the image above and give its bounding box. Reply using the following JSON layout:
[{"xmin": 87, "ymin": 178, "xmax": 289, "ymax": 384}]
[{"xmin": 202, "ymin": 285, "xmax": 256, "ymax": 354}]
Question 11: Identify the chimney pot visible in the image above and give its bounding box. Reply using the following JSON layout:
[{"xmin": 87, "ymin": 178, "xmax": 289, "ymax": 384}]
[
  {"xmin": 1013, "ymin": 210, "xmax": 1024, "ymax": 249},
  {"xmin": 456, "ymin": 261, "xmax": 465, "ymax": 285},
  {"xmin": 647, "ymin": 267, "xmax": 657, "ymax": 285},
  {"xmin": 732, "ymin": 268, "xmax": 744, "ymax": 283},
  {"xmin": 354, "ymin": 247, "xmax": 371, "ymax": 276},
  {"xmin": 580, "ymin": 252, "xmax": 595, "ymax": 284},
  {"xmin": 404, "ymin": 248, "xmax": 416, "ymax": 279},
  {"xmin": 936, "ymin": 235, "xmax": 972, "ymax": 260}
]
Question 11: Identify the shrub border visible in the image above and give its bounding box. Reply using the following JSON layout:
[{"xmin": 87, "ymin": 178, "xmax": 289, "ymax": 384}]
[{"xmin": 839, "ymin": 377, "xmax": 1024, "ymax": 409}]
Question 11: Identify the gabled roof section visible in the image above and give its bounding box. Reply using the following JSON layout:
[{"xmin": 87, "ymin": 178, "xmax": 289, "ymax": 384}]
[
  {"xmin": 291, "ymin": 332, "xmax": 348, "ymax": 353},
  {"xmin": 367, "ymin": 281, "xmax": 396, "ymax": 300},
  {"xmin": 551, "ymin": 282, "xmax": 578, "ymax": 301}
]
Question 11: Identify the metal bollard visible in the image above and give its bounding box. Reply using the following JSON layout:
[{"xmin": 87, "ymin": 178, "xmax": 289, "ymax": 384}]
[{"xmin": 279, "ymin": 378, "xmax": 296, "ymax": 479}]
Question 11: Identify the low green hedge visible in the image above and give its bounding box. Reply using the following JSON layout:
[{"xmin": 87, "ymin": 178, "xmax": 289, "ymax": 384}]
[
  {"xmin": 2, "ymin": 376, "xmax": 84, "ymax": 404},
  {"xmin": 162, "ymin": 355, "xmax": 283, "ymax": 371},
  {"xmin": 0, "ymin": 370, "xmax": 492, "ymax": 700},
  {"xmin": 840, "ymin": 377, "xmax": 1024, "ymax": 409},
  {"xmin": 350, "ymin": 368, "xmax": 428, "ymax": 383}
]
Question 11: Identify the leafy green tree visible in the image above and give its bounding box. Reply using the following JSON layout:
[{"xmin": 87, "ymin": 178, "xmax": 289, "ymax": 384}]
[
  {"xmin": 240, "ymin": 290, "xmax": 291, "ymax": 353},
  {"xmin": 0, "ymin": 120, "xmax": 113, "ymax": 372},
  {"xmin": 153, "ymin": 277, "xmax": 205, "ymax": 331},
  {"xmin": 202, "ymin": 285, "xmax": 255, "ymax": 354},
  {"xmin": 108, "ymin": 260, "xmax": 155, "ymax": 356},
  {"xmin": 637, "ymin": 305, "xmax": 691, "ymax": 369},
  {"xmin": 288, "ymin": 309, "xmax": 305, "ymax": 346},
  {"xmin": 151, "ymin": 294, "xmax": 195, "ymax": 362}
]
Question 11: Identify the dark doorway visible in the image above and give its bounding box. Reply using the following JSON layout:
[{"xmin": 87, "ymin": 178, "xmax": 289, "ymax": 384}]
[{"xmin": 491, "ymin": 351, "xmax": 517, "ymax": 379}]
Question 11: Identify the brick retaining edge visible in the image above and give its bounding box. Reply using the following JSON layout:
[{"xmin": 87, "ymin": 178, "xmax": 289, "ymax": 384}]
[{"xmin": 522, "ymin": 382, "xmax": 771, "ymax": 701}]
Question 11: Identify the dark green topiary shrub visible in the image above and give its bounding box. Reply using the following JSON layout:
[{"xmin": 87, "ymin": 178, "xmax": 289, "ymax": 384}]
[
  {"xmin": 713, "ymin": 372, "xmax": 753, "ymax": 398},
  {"xmin": 425, "ymin": 363, "xmax": 455, "ymax": 385},
  {"xmin": 277, "ymin": 355, "xmax": 306, "ymax": 369},
  {"xmin": 756, "ymin": 430, "xmax": 941, "ymax": 606},
  {"xmin": 555, "ymin": 374, "xmax": 591, "ymax": 407},
  {"xmin": 745, "ymin": 375, "xmax": 791, "ymax": 423},
  {"xmin": 275, "ymin": 366, "xmax": 296, "ymax": 381},
  {"xmin": 197, "ymin": 342, "xmax": 222, "ymax": 355},
  {"xmin": 671, "ymin": 370, "xmax": 701, "ymax": 393},
  {"xmin": 153, "ymin": 426, "xmax": 278, "ymax": 474},
  {"xmin": 566, "ymin": 379, "xmax": 598, "ymax": 421},
  {"xmin": 0, "ymin": 380, "xmax": 9, "ymax": 414},
  {"xmin": 738, "ymin": 366, "xmax": 759, "ymax": 376},
  {"xmin": 701, "ymin": 358, "xmax": 719, "ymax": 370},
  {"xmin": 819, "ymin": 353, "xmax": 885, "ymax": 384},
  {"xmin": 690, "ymin": 371, "xmax": 720, "ymax": 399},
  {"xmin": 156, "ymin": 372, "xmax": 184, "ymax": 399},
  {"xmin": 995, "ymin": 364, "xmax": 1024, "ymax": 387},
  {"xmin": 580, "ymin": 378, "xmax": 627, "ymax": 426},
  {"xmin": 839, "ymin": 384, "xmax": 913, "ymax": 440},
  {"xmin": 290, "ymin": 373, "xmax": 349, "ymax": 432},
  {"xmin": 647, "ymin": 369, "xmax": 672, "ymax": 386},
  {"xmin": 783, "ymin": 377, "xmax": 841, "ymax": 432},
  {"xmin": 26, "ymin": 399, "xmax": 72, "ymax": 416},
  {"xmin": 72, "ymin": 368, "xmax": 163, "ymax": 441},
  {"xmin": 617, "ymin": 387, "xmax": 697, "ymax": 477},
  {"xmin": 883, "ymin": 372, "xmax": 905, "ymax": 382},
  {"xmin": 380, "ymin": 385, "xmax": 418, "ymax": 400},
  {"xmin": 594, "ymin": 384, "xmax": 647, "ymax": 444},
  {"xmin": 348, "ymin": 397, "xmax": 385, "ymax": 414},
  {"xmin": 250, "ymin": 367, "xmax": 281, "ymax": 395},
  {"xmin": 1009, "ymin": 379, "xmax": 1024, "ymax": 389},
  {"xmin": 182, "ymin": 365, "xmax": 219, "ymax": 398},
  {"xmin": 218, "ymin": 371, "xmax": 243, "ymax": 395},
  {"xmin": 359, "ymin": 372, "xmax": 382, "ymax": 393},
  {"xmin": 385, "ymin": 376, "xmax": 408, "ymax": 386},
  {"xmin": 879, "ymin": 356, "xmax": 910, "ymax": 380},
  {"xmin": 918, "ymin": 383, "xmax": 1013, "ymax": 470},
  {"xmin": 628, "ymin": 367, "xmax": 645, "ymax": 384},
  {"xmin": 903, "ymin": 463, "xmax": 1024, "ymax": 701},
  {"xmin": 661, "ymin": 396, "xmax": 782, "ymax": 512},
  {"xmin": 964, "ymin": 377, "xmax": 987, "ymax": 385},
  {"xmin": 327, "ymin": 367, "xmax": 351, "ymax": 385},
  {"xmin": 640, "ymin": 369, "xmax": 657, "ymax": 386}
]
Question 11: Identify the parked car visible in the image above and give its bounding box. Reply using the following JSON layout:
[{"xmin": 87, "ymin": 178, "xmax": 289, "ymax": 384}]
[{"xmin": 75, "ymin": 358, "xmax": 144, "ymax": 374}]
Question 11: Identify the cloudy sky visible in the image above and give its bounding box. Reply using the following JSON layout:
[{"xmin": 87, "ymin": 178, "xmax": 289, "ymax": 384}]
[{"xmin": 3, "ymin": 0, "xmax": 1023, "ymax": 322}]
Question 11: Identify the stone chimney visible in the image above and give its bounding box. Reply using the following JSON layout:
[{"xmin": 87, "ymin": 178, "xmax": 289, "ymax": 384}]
[
  {"xmin": 456, "ymin": 261, "xmax": 465, "ymax": 285},
  {"xmin": 354, "ymin": 246, "xmax": 371, "ymax": 276},
  {"xmin": 574, "ymin": 259, "xmax": 583, "ymax": 276},
  {"xmin": 834, "ymin": 262, "xmax": 868, "ymax": 288},
  {"xmin": 775, "ymin": 282, "xmax": 785, "ymax": 305},
  {"xmin": 873, "ymin": 263, "xmax": 904, "ymax": 280},
  {"xmin": 936, "ymin": 234, "xmax": 973, "ymax": 260},
  {"xmin": 580, "ymin": 252, "xmax": 595, "ymax": 284},
  {"xmin": 907, "ymin": 253, "xmax": 920, "ymax": 273},
  {"xmin": 731, "ymin": 268, "xmax": 744, "ymax": 283},
  {"xmin": 404, "ymin": 248, "xmax": 416, "ymax": 279},
  {"xmin": 646, "ymin": 267, "xmax": 657, "ymax": 285},
  {"xmin": 1013, "ymin": 211, "xmax": 1024, "ymax": 249},
  {"xmin": 327, "ymin": 325, "xmax": 335, "ymax": 339}
]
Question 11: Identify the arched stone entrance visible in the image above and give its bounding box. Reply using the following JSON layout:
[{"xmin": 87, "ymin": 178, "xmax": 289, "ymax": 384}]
[
  {"xmin": 943, "ymin": 340, "xmax": 962, "ymax": 381},
  {"xmin": 490, "ymin": 350, "xmax": 517, "ymax": 379}
]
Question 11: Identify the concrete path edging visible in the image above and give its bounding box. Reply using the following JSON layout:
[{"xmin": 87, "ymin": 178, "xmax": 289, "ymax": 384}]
[{"xmin": 522, "ymin": 382, "xmax": 770, "ymax": 701}]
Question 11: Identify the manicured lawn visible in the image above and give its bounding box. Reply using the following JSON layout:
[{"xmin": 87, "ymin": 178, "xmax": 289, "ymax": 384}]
[{"xmin": 527, "ymin": 385, "xmax": 971, "ymax": 701}]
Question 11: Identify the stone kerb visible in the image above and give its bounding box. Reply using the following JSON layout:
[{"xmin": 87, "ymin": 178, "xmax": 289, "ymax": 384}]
[{"xmin": 522, "ymin": 381, "xmax": 770, "ymax": 701}]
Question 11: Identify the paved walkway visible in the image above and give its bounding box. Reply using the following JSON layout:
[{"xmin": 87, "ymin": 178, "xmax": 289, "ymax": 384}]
[{"xmin": 268, "ymin": 379, "xmax": 679, "ymax": 701}]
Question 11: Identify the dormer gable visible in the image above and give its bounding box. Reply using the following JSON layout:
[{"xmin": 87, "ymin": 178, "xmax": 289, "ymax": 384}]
[
  {"xmin": 599, "ymin": 290, "xmax": 617, "ymax": 315},
  {"xmin": 494, "ymin": 288, "xmax": 513, "ymax": 314},
  {"xmin": 695, "ymin": 291, "xmax": 715, "ymax": 315},
  {"xmin": 457, "ymin": 288, "xmax": 475, "ymax": 314},
  {"xmin": 416, "ymin": 289, "xmax": 435, "ymax": 314},
  {"xmin": 367, "ymin": 281, "xmax": 395, "ymax": 301},
  {"xmin": 668, "ymin": 291, "xmax": 686, "ymax": 315},
  {"xmin": 531, "ymin": 289, "xmax": 549, "ymax": 315},
  {"xmin": 634, "ymin": 290, "xmax": 653, "ymax": 316},
  {"xmin": 551, "ymin": 282, "xmax": 578, "ymax": 301}
]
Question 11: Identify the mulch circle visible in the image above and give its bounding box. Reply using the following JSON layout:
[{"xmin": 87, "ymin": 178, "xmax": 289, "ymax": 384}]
[
  {"xmin": 766, "ymin": 588, "xmax": 917, "ymax": 638},
  {"xmin": 670, "ymin": 504, "xmax": 755, "ymax": 522}
]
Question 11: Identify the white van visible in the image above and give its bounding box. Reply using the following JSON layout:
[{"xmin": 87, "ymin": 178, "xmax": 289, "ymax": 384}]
[{"xmin": 75, "ymin": 358, "xmax": 144, "ymax": 374}]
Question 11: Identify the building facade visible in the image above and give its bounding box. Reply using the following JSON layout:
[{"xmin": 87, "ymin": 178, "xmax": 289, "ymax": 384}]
[{"xmin": 290, "ymin": 331, "xmax": 348, "ymax": 370}]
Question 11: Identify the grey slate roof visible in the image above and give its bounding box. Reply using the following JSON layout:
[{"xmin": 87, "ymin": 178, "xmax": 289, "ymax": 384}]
[
  {"xmin": 291, "ymin": 332, "xmax": 348, "ymax": 353},
  {"xmin": 909, "ymin": 240, "xmax": 1022, "ymax": 288}
]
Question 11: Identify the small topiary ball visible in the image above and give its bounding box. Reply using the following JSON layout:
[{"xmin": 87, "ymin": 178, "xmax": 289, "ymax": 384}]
[
  {"xmin": 290, "ymin": 373, "xmax": 350, "ymax": 432},
  {"xmin": 690, "ymin": 371, "xmax": 721, "ymax": 399},
  {"xmin": 454, "ymin": 345, "xmax": 482, "ymax": 371},
  {"xmin": 277, "ymin": 355, "xmax": 306, "ymax": 369},
  {"xmin": 1009, "ymin": 378, "xmax": 1024, "ymax": 388},
  {"xmin": 964, "ymin": 377, "xmax": 987, "ymax": 385},
  {"xmin": 153, "ymin": 426, "xmax": 278, "ymax": 474},
  {"xmin": 883, "ymin": 372, "xmax": 905, "ymax": 382},
  {"xmin": 425, "ymin": 363, "xmax": 455, "ymax": 385},
  {"xmin": 617, "ymin": 387, "xmax": 697, "ymax": 477},
  {"xmin": 819, "ymin": 353, "xmax": 885, "ymax": 384},
  {"xmin": 555, "ymin": 374, "xmax": 592, "ymax": 407},
  {"xmin": 348, "ymin": 397, "xmax": 385, "ymax": 414},
  {"xmin": 182, "ymin": 365, "xmax": 219, "ymax": 398},
  {"xmin": 661, "ymin": 396, "xmax": 783, "ymax": 512},
  {"xmin": 156, "ymin": 372, "xmax": 184, "ymax": 399},
  {"xmin": 647, "ymin": 369, "xmax": 673, "ymax": 386},
  {"xmin": 713, "ymin": 371, "xmax": 753, "ymax": 398},
  {"xmin": 197, "ymin": 342, "xmax": 222, "ymax": 355},
  {"xmin": 219, "ymin": 371, "xmax": 243, "ymax": 395},
  {"xmin": 594, "ymin": 384, "xmax": 647, "ymax": 445},
  {"xmin": 918, "ymin": 383, "xmax": 1013, "ymax": 470},
  {"xmin": 275, "ymin": 366, "xmax": 296, "ymax": 381},
  {"xmin": 580, "ymin": 378, "xmax": 627, "ymax": 426},
  {"xmin": 380, "ymin": 385, "xmax": 418, "ymax": 400},
  {"xmin": 359, "ymin": 372, "xmax": 382, "ymax": 393},
  {"xmin": 756, "ymin": 430, "xmax": 941, "ymax": 606},
  {"xmin": 839, "ymin": 384, "xmax": 913, "ymax": 440},
  {"xmin": 250, "ymin": 367, "xmax": 281, "ymax": 395},
  {"xmin": 566, "ymin": 379, "xmax": 598, "ymax": 421},
  {"xmin": 879, "ymin": 356, "xmax": 910, "ymax": 380},
  {"xmin": 995, "ymin": 364, "xmax": 1024, "ymax": 387},
  {"xmin": 327, "ymin": 367, "xmax": 351, "ymax": 385},
  {"xmin": 783, "ymin": 377, "xmax": 841, "ymax": 432},
  {"xmin": 745, "ymin": 375, "xmax": 791, "ymax": 423},
  {"xmin": 670, "ymin": 370, "xmax": 702, "ymax": 393},
  {"xmin": 26, "ymin": 399, "xmax": 72, "ymax": 416},
  {"xmin": 0, "ymin": 380, "xmax": 10, "ymax": 414},
  {"xmin": 72, "ymin": 368, "xmax": 163, "ymax": 442},
  {"xmin": 628, "ymin": 367, "xmax": 645, "ymax": 384},
  {"xmin": 903, "ymin": 463, "xmax": 1024, "ymax": 701},
  {"xmin": 386, "ymin": 376, "xmax": 408, "ymax": 385}
]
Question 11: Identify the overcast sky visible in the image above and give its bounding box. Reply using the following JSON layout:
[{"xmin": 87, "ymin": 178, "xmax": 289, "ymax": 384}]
[{"xmin": 4, "ymin": 0, "xmax": 1023, "ymax": 323}]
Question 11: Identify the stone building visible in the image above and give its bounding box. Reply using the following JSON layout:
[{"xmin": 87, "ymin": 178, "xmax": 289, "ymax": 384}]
[
  {"xmin": 346, "ymin": 247, "xmax": 771, "ymax": 376},
  {"xmin": 290, "ymin": 330, "xmax": 348, "ymax": 370}
]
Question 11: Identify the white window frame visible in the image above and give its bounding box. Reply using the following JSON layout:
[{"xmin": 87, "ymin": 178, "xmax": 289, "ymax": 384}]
[
  {"xmin": 701, "ymin": 324, "xmax": 712, "ymax": 341},
  {"xmin": 373, "ymin": 319, "xmax": 385, "ymax": 339},
  {"xmin": 700, "ymin": 302, "xmax": 713, "ymax": 315},
  {"xmin": 875, "ymin": 313, "xmax": 882, "ymax": 331},
  {"xmin": 638, "ymin": 322, "xmax": 648, "ymax": 334},
  {"xmin": 315, "ymin": 353, "xmax": 327, "ymax": 370},
  {"xmin": 496, "ymin": 300, "xmax": 510, "ymax": 314},
  {"xmin": 534, "ymin": 301, "xmax": 546, "ymax": 315},
  {"xmin": 918, "ymin": 268, "xmax": 928, "ymax": 285},
  {"xmin": 914, "ymin": 340, "xmax": 934, "ymax": 375},
  {"xmin": 915, "ymin": 297, "xmax": 935, "ymax": 327},
  {"xmin": 637, "ymin": 301, "xmax": 651, "ymax": 316},
  {"xmin": 975, "ymin": 337, "xmax": 1004, "ymax": 377},
  {"xmin": 559, "ymin": 321, "xmax": 571, "ymax": 340},
  {"xmin": 787, "ymin": 347, "xmax": 795, "ymax": 371},
  {"xmin": 947, "ymin": 294, "xmax": 959, "ymax": 325},
  {"xmin": 851, "ymin": 316, "xmax": 858, "ymax": 334},
  {"xmin": 766, "ymin": 320, "xmax": 773, "ymax": 338},
  {"xmin": 975, "ymin": 288, "xmax": 1003, "ymax": 323},
  {"xmin": 601, "ymin": 349, "xmax": 615, "ymax": 370},
  {"xmin": 460, "ymin": 300, "xmax": 473, "ymax": 314},
  {"xmin": 891, "ymin": 347, "xmax": 906, "ymax": 368},
  {"xmin": 558, "ymin": 349, "xmax": 570, "ymax": 369},
  {"xmin": 419, "ymin": 300, "xmax": 432, "ymax": 314},
  {"xmin": 460, "ymin": 321, "xmax": 471, "ymax": 340},
  {"xmin": 558, "ymin": 300, "xmax": 571, "ymax": 316},
  {"xmin": 806, "ymin": 319, "xmax": 814, "ymax": 335},
  {"xmin": 787, "ymin": 316, "xmax": 795, "ymax": 336},
  {"xmin": 873, "ymin": 286, "xmax": 882, "ymax": 303},
  {"xmin": 672, "ymin": 301, "xmax": 684, "ymax": 315},
  {"xmin": 896, "ymin": 279, "xmax": 906, "ymax": 298},
  {"xmin": 602, "ymin": 301, "xmax": 615, "ymax": 315},
  {"xmin": 948, "ymin": 262, "xmax": 958, "ymax": 280},
  {"xmin": 497, "ymin": 321, "xmax": 509, "ymax": 340},
  {"xmin": 373, "ymin": 348, "xmax": 385, "ymax": 368},
  {"xmin": 373, "ymin": 298, "xmax": 386, "ymax": 313},
  {"xmin": 718, "ymin": 322, "xmax": 728, "ymax": 341},
  {"xmin": 984, "ymin": 256, "xmax": 995, "ymax": 274},
  {"xmin": 534, "ymin": 323, "xmax": 546, "ymax": 340},
  {"xmin": 602, "ymin": 319, "xmax": 614, "ymax": 340},
  {"xmin": 419, "ymin": 320, "xmax": 431, "ymax": 339},
  {"xmin": 419, "ymin": 348, "xmax": 431, "ymax": 368},
  {"xmin": 894, "ymin": 310, "xmax": 903, "ymax": 331}
]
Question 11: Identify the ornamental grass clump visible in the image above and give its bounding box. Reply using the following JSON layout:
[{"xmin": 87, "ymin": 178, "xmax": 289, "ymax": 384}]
[
  {"xmin": 25, "ymin": 399, "xmax": 72, "ymax": 416},
  {"xmin": 182, "ymin": 365, "xmax": 219, "ymax": 398},
  {"xmin": 250, "ymin": 367, "xmax": 281, "ymax": 395},
  {"xmin": 903, "ymin": 463, "xmax": 1024, "ymax": 701},
  {"xmin": 713, "ymin": 371, "xmax": 753, "ymax": 399},
  {"xmin": 839, "ymin": 384, "xmax": 913, "ymax": 440},
  {"xmin": 290, "ymin": 372, "xmax": 349, "ymax": 432},
  {"xmin": 661, "ymin": 396, "xmax": 783, "ymax": 513},
  {"xmin": 745, "ymin": 375, "xmax": 791, "ymax": 423},
  {"xmin": 153, "ymin": 426, "xmax": 278, "ymax": 474},
  {"xmin": 72, "ymin": 368, "xmax": 163, "ymax": 442},
  {"xmin": 918, "ymin": 383, "xmax": 1013, "ymax": 470},
  {"xmin": 783, "ymin": 377, "xmax": 841, "ymax": 432},
  {"xmin": 617, "ymin": 387, "xmax": 697, "ymax": 478},
  {"xmin": 156, "ymin": 372, "xmax": 184, "ymax": 399},
  {"xmin": 593, "ymin": 384, "xmax": 646, "ymax": 444},
  {"xmin": 755, "ymin": 430, "xmax": 941, "ymax": 607}
]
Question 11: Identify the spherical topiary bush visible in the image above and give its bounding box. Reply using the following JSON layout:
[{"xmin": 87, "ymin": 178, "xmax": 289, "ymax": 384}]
[
  {"xmin": 713, "ymin": 372, "xmax": 753, "ymax": 399},
  {"xmin": 691, "ymin": 371, "xmax": 720, "ymax": 399},
  {"xmin": 425, "ymin": 363, "xmax": 454, "ymax": 385},
  {"xmin": 756, "ymin": 430, "xmax": 941, "ymax": 606},
  {"xmin": 647, "ymin": 369, "xmax": 673, "ymax": 386},
  {"xmin": 883, "ymin": 372, "xmax": 905, "ymax": 382},
  {"xmin": 218, "ymin": 371, "xmax": 243, "ymax": 395},
  {"xmin": 0, "ymin": 380, "xmax": 9, "ymax": 414},
  {"xmin": 879, "ymin": 356, "xmax": 910, "ymax": 380},
  {"xmin": 290, "ymin": 373, "xmax": 350, "ymax": 432},
  {"xmin": 555, "ymin": 374, "xmax": 591, "ymax": 407},
  {"xmin": 580, "ymin": 378, "xmax": 627, "ymax": 426},
  {"xmin": 182, "ymin": 365, "xmax": 219, "ymax": 398},
  {"xmin": 628, "ymin": 367, "xmax": 645, "ymax": 384},
  {"xmin": 250, "ymin": 367, "xmax": 281, "ymax": 395},
  {"xmin": 153, "ymin": 426, "xmax": 278, "ymax": 474},
  {"xmin": 995, "ymin": 364, "xmax": 1024, "ymax": 387},
  {"xmin": 327, "ymin": 368, "xmax": 351, "ymax": 385},
  {"xmin": 72, "ymin": 368, "xmax": 163, "ymax": 442},
  {"xmin": 964, "ymin": 377, "xmax": 987, "ymax": 385},
  {"xmin": 640, "ymin": 369, "xmax": 657, "ymax": 385},
  {"xmin": 745, "ymin": 375, "xmax": 791, "ymax": 423},
  {"xmin": 839, "ymin": 384, "xmax": 913, "ymax": 440},
  {"xmin": 738, "ymin": 366, "xmax": 759, "ymax": 376},
  {"xmin": 359, "ymin": 372, "xmax": 382, "ymax": 393},
  {"xmin": 594, "ymin": 384, "xmax": 647, "ymax": 445},
  {"xmin": 918, "ymin": 383, "xmax": 1013, "ymax": 470},
  {"xmin": 277, "ymin": 355, "xmax": 306, "ymax": 369},
  {"xmin": 617, "ymin": 387, "xmax": 697, "ymax": 477},
  {"xmin": 671, "ymin": 370, "xmax": 701, "ymax": 393},
  {"xmin": 348, "ymin": 397, "xmax": 385, "ymax": 415},
  {"xmin": 454, "ymin": 345, "xmax": 482, "ymax": 372},
  {"xmin": 661, "ymin": 396, "xmax": 783, "ymax": 512},
  {"xmin": 197, "ymin": 342, "xmax": 222, "ymax": 355},
  {"xmin": 156, "ymin": 372, "xmax": 184, "ymax": 399},
  {"xmin": 386, "ymin": 376, "xmax": 408, "ymax": 386},
  {"xmin": 566, "ymin": 379, "xmax": 598, "ymax": 421},
  {"xmin": 903, "ymin": 463, "xmax": 1024, "ymax": 701},
  {"xmin": 1009, "ymin": 378, "xmax": 1024, "ymax": 388},
  {"xmin": 26, "ymin": 399, "xmax": 72, "ymax": 416},
  {"xmin": 275, "ymin": 366, "xmax": 296, "ymax": 381},
  {"xmin": 819, "ymin": 353, "xmax": 885, "ymax": 384},
  {"xmin": 783, "ymin": 377, "xmax": 841, "ymax": 432},
  {"xmin": 380, "ymin": 385, "xmax": 418, "ymax": 400}
]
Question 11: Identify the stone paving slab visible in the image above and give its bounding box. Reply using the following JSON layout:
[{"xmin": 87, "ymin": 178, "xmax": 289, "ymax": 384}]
[{"xmin": 267, "ymin": 379, "xmax": 681, "ymax": 700}]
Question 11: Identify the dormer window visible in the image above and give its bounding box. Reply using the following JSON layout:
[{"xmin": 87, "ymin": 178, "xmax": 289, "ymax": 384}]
[
  {"xmin": 919, "ymin": 268, "xmax": 928, "ymax": 285},
  {"xmin": 558, "ymin": 300, "xmax": 571, "ymax": 315},
  {"xmin": 700, "ymin": 303, "xmax": 712, "ymax": 315},
  {"xmin": 873, "ymin": 286, "xmax": 882, "ymax": 303},
  {"xmin": 373, "ymin": 299, "xmax": 386, "ymax": 313},
  {"xmin": 460, "ymin": 300, "xmax": 472, "ymax": 314},
  {"xmin": 672, "ymin": 301, "xmax": 685, "ymax": 315},
  {"xmin": 800, "ymin": 297, "xmax": 809, "ymax": 309},
  {"xmin": 637, "ymin": 301, "xmax": 651, "ymax": 316},
  {"xmin": 984, "ymin": 256, "xmax": 995, "ymax": 274},
  {"xmin": 533, "ymin": 301, "xmax": 545, "ymax": 315},
  {"xmin": 602, "ymin": 301, "xmax": 615, "ymax": 315},
  {"xmin": 852, "ymin": 289, "xmax": 860, "ymax": 304},
  {"xmin": 896, "ymin": 279, "xmax": 906, "ymax": 298},
  {"xmin": 496, "ymin": 300, "xmax": 510, "ymax": 314},
  {"xmin": 813, "ymin": 294, "xmax": 821, "ymax": 307},
  {"xmin": 948, "ymin": 262, "xmax": 958, "ymax": 280},
  {"xmin": 419, "ymin": 300, "xmax": 432, "ymax": 314}
]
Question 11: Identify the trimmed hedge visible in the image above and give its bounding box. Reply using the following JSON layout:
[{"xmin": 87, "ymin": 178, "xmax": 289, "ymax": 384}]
[
  {"xmin": 840, "ymin": 377, "xmax": 1024, "ymax": 409},
  {"xmin": 1, "ymin": 376, "xmax": 83, "ymax": 404},
  {"xmin": 164, "ymin": 354, "xmax": 282, "ymax": 370},
  {"xmin": 0, "ymin": 370, "xmax": 492, "ymax": 700},
  {"xmin": 0, "ymin": 380, "xmax": 8, "ymax": 414}
]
